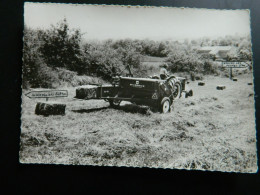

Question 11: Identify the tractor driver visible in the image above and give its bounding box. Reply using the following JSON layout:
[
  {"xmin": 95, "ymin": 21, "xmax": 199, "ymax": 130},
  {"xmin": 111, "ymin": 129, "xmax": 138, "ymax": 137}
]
[{"xmin": 160, "ymin": 63, "xmax": 169, "ymax": 80}]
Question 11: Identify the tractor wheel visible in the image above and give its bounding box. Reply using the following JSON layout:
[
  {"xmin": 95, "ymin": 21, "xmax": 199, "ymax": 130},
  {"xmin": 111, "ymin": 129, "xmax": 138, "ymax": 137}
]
[
  {"xmin": 160, "ymin": 97, "xmax": 171, "ymax": 113},
  {"xmin": 172, "ymin": 82, "xmax": 182, "ymax": 99},
  {"xmin": 109, "ymin": 99, "xmax": 121, "ymax": 108}
]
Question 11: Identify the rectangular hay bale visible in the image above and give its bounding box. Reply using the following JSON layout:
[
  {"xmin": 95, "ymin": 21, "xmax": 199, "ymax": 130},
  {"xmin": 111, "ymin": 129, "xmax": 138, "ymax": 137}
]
[
  {"xmin": 75, "ymin": 85, "xmax": 98, "ymax": 99},
  {"xmin": 216, "ymin": 85, "xmax": 226, "ymax": 90},
  {"xmin": 198, "ymin": 82, "xmax": 205, "ymax": 86},
  {"xmin": 35, "ymin": 102, "xmax": 66, "ymax": 116}
]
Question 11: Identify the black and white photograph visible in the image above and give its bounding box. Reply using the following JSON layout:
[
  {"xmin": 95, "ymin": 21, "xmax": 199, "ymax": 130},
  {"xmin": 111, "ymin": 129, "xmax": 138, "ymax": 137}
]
[{"xmin": 20, "ymin": 3, "xmax": 257, "ymax": 173}]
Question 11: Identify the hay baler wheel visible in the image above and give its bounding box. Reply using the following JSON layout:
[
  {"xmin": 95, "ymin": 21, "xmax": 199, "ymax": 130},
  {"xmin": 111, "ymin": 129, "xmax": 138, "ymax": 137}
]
[{"xmin": 160, "ymin": 97, "xmax": 171, "ymax": 113}]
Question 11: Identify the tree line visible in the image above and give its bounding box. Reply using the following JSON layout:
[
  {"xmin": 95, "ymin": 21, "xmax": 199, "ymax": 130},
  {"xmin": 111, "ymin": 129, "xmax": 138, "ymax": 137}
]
[{"xmin": 23, "ymin": 19, "xmax": 252, "ymax": 88}]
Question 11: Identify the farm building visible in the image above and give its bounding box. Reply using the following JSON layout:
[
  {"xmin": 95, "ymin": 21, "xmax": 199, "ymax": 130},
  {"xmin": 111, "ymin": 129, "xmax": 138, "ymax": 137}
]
[{"xmin": 197, "ymin": 46, "xmax": 232, "ymax": 61}]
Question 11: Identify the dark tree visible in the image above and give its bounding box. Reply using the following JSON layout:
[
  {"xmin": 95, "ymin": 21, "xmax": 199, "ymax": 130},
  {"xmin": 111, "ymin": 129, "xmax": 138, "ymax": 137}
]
[
  {"xmin": 23, "ymin": 26, "xmax": 44, "ymax": 88},
  {"xmin": 39, "ymin": 19, "xmax": 83, "ymax": 72}
]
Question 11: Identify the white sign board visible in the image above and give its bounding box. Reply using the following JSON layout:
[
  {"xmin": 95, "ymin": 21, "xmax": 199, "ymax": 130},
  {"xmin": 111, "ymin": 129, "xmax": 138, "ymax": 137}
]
[
  {"xmin": 222, "ymin": 62, "xmax": 249, "ymax": 68},
  {"xmin": 25, "ymin": 90, "xmax": 68, "ymax": 98}
]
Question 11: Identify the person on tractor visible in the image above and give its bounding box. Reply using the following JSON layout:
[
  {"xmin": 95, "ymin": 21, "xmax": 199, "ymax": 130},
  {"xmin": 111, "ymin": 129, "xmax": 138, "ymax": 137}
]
[{"xmin": 159, "ymin": 63, "xmax": 169, "ymax": 80}]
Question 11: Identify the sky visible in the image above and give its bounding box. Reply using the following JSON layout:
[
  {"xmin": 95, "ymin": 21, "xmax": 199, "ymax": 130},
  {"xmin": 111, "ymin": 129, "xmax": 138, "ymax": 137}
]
[{"xmin": 24, "ymin": 3, "xmax": 251, "ymax": 41}]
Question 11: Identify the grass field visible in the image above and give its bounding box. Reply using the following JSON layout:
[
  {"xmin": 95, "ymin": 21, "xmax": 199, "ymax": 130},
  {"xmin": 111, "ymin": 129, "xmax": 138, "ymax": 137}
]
[{"xmin": 20, "ymin": 73, "xmax": 257, "ymax": 173}]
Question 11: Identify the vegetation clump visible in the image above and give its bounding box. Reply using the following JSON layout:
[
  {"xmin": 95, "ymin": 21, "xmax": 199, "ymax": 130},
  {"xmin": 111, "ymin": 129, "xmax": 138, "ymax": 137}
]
[{"xmin": 23, "ymin": 18, "xmax": 252, "ymax": 88}]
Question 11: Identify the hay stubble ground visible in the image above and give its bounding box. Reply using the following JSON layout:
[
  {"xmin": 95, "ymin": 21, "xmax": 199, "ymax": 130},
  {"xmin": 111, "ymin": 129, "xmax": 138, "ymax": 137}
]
[{"xmin": 20, "ymin": 74, "xmax": 257, "ymax": 173}]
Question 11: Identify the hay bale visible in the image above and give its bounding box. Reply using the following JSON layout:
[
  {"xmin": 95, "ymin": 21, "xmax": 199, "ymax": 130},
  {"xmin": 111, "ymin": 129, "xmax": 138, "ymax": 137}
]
[
  {"xmin": 35, "ymin": 102, "xmax": 66, "ymax": 116},
  {"xmin": 233, "ymin": 78, "xmax": 238, "ymax": 81},
  {"xmin": 216, "ymin": 85, "xmax": 226, "ymax": 90},
  {"xmin": 198, "ymin": 82, "xmax": 205, "ymax": 86},
  {"xmin": 248, "ymin": 83, "xmax": 253, "ymax": 85},
  {"xmin": 75, "ymin": 85, "xmax": 98, "ymax": 99},
  {"xmin": 195, "ymin": 76, "xmax": 203, "ymax": 80}
]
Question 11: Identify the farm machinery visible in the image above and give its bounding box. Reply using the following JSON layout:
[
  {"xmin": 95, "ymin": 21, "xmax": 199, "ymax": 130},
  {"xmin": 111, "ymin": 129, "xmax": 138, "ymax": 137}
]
[{"xmin": 75, "ymin": 66, "xmax": 193, "ymax": 113}]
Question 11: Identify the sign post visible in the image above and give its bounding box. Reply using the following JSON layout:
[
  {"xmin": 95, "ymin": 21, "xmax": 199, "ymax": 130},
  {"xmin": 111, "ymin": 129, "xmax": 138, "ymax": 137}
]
[
  {"xmin": 222, "ymin": 62, "xmax": 249, "ymax": 80},
  {"xmin": 25, "ymin": 90, "xmax": 68, "ymax": 101},
  {"xmin": 229, "ymin": 67, "xmax": 232, "ymax": 80}
]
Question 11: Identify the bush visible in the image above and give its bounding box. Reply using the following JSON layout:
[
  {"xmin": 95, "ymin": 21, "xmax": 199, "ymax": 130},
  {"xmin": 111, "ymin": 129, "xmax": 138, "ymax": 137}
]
[
  {"xmin": 166, "ymin": 44, "xmax": 218, "ymax": 75},
  {"xmin": 166, "ymin": 48, "xmax": 204, "ymax": 73},
  {"xmin": 82, "ymin": 40, "xmax": 142, "ymax": 80},
  {"xmin": 22, "ymin": 27, "xmax": 44, "ymax": 88},
  {"xmin": 34, "ymin": 63, "xmax": 60, "ymax": 88},
  {"xmin": 203, "ymin": 60, "xmax": 217, "ymax": 74},
  {"xmin": 39, "ymin": 18, "xmax": 84, "ymax": 72}
]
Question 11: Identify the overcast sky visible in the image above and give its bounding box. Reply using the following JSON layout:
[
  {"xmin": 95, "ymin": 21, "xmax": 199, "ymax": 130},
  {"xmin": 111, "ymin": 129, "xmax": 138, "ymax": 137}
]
[{"xmin": 24, "ymin": 3, "xmax": 251, "ymax": 41}]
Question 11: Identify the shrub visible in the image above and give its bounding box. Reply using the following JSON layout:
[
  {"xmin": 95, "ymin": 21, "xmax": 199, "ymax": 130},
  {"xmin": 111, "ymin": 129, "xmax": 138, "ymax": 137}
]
[
  {"xmin": 203, "ymin": 60, "xmax": 217, "ymax": 74},
  {"xmin": 82, "ymin": 40, "xmax": 142, "ymax": 80},
  {"xmin": 166, "ymin": 48, "xmax": 204, "ymax": 73},
  {"xmin": 22, "ymin": 27, "xmax": 44, "ymax": 88},
  {"xmin": 34, "ymin": 63, "xmax": 60, "ymax": 88},
  {"xmin": 39, "ymin": 18, "xmax": 84, "ymax": 72}
]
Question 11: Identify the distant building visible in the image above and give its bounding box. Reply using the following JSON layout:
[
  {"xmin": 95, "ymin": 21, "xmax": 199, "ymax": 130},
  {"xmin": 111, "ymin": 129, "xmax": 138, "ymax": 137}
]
[{"xmin": 197, "ymin": 46, "xmax": 232, "ymax": 61}]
